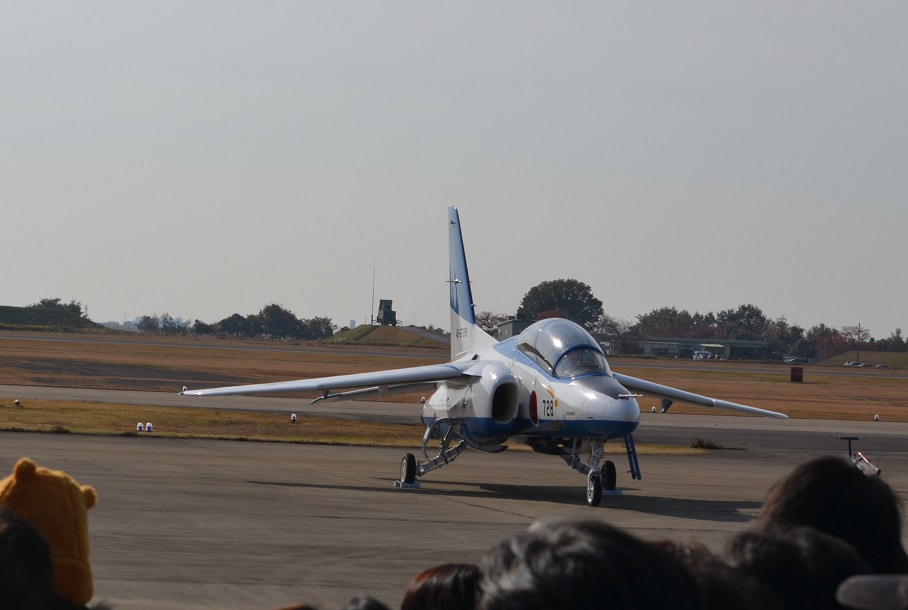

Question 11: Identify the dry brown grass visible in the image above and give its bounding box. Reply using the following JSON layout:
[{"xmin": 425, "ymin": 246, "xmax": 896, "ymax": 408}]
[
  {"xmin": 613, "ymin": 360, "xmax": 908, "ymax": 422},
  {"xmin": 0, "ymin": 397, "xmax": 703, "ymax": 454},
  {"xmin": 2, "ymin": 331, "xmax": 907, "ymax": 435},
  {"xmin": 0, "ymin": 332, "xmax": 443, "ymax": 393},
  {"xmin": 0, "ymin": 397, "xmax": 423, "ymax": 445}
]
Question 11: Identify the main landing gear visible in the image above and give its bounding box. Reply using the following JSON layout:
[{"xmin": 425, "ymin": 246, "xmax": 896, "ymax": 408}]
[
  {"xmin": 395, "ymin": 419, "xmax": 466, "ymax": 488},
  {"xmin": 400, "ymin": 453, "xmax": 417, "ymax": 485}
]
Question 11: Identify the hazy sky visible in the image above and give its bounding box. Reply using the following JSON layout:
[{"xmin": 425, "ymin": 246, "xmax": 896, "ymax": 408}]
[{"xmin": 4, "ymin": 3, "xmax": 906, "ymax": 338}]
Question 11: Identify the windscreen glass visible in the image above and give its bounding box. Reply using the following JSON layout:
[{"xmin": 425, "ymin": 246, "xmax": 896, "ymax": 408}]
[{"xmin": 516, "ymin": 319, "xmax": 611, "ymax": 378}]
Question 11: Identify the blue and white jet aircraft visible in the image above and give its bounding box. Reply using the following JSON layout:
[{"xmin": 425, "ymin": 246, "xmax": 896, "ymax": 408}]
[{"xmin": 182, "ymin": 207, "xmax": 787, "ymax": 506}]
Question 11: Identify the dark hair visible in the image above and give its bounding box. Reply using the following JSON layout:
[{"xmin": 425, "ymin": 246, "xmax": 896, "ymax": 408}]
[
  {"xmin": 0, "ymin": 507, "xmax": 57, "ymax": 610},
  {"xmin": 759, "ymin": 456, "xmax": 908, "ymax": 573},
  {"xmin": 725, "ymin": 525, "xmax": 871, "ymax": 610},
  {"xmin": 479, "ymin": 518, "xmax": 700, "ymax": 610},
  {"xmin": 336, "ymin": 595, "xmax": 390, "ymax": 610},
  {"xmin": 401, "ymin": 563, "xmax": 480, "ymax": 610},
  {"xmin": 654, "ymin": 540, "xmax": 785, "ymax": 610}
]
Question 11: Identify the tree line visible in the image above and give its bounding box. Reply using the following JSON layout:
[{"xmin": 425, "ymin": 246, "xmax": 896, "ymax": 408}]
[
  {"xmin": 135, "ymin": 304, "xmax": 336, "ymax": 341},
  {"xmin": 476, "ymin": 279, "xmax": 906, "ymax": 359},
  {"xmin": 29, "ymin": 283, "xmax": 907, "ymax": 358}
]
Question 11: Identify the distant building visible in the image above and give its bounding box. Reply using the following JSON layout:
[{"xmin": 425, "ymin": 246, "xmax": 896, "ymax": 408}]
[
  {"xmin": 641, "ymin": 337, "xmax": 768, "ymax": 359},
  {"xmin": 593, "ymin": 334, "xmax": 623, "ymax": 356},
  {"xmin": 494, "ymin": 318, "xmax": 530, "ymax": 340}
]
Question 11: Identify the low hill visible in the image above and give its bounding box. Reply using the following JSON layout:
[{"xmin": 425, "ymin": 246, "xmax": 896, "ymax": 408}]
[
  {"xmin": 329, "ymin": 324, "xmax": 449, "ymax": 349},
  {"xmin": 0, "ymin": 305, "xmax": 105, "ymax": 331},
  {"xmin": 823, "ymin": 350, "xmax": 908, "ymax": 369}
]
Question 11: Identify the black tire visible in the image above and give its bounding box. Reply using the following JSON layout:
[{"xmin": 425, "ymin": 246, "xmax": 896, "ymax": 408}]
[
  {"xmin": 603, "ymin": 460, "xmax": 617, "ymax": 491},
  {"xmin": 400, "ymin": 453, "xmax": 417, "ymax": 484},
  {"xmin": 586, "ymin": 471, "xmax": 602, "ymax": 507}
]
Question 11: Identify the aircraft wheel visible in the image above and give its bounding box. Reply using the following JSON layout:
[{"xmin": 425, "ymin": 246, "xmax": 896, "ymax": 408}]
[
  {"xmin": 603, "ymin": 460, "xmax": 617, "ymax": 491},
  {"xmin": 586, "ymin": 471, "xmax": 602, "ymax": 507},
  {"xmin": 400, "ymin": 453, "xmax": 417, "ymax": 484}
]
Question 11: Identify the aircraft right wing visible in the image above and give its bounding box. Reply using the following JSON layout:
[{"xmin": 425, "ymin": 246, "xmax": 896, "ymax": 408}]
[
  {"xmin": 181, "ymin": 362, "xmax": 474, "ymax": 403},
  {"xmin": 613, "ymin": 372, "xmax": 788, "ymax": 419}
]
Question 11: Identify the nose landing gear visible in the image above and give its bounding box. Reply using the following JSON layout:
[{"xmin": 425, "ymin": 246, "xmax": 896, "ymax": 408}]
[
  {"xmin": 586, "ymin": 470, "xmax": 603, "ymax": 506},
  {"xmin": 564, "ymin": 437, "xmax": 638, "ymax": 506},
  {"xmin": 585, "ymin": 460, "xmax": 618, "ymax": 506}
]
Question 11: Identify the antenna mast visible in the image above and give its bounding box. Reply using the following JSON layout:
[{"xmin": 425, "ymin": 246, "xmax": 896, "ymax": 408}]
[{"xmin": 370, "ymin": 267, "xmax": 375, "ymax": 325}]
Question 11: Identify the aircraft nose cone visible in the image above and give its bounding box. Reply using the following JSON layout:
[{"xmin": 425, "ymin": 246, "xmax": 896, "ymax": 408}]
[
  {"xmin": 580, "ymin": 389, "xmax": 639, "ymax": 438},
  {"xmin": 609, "ymin": 394, "xmax": 640, "ymax": 423},
  {"xmin": 570, "ymin": 377, "xmax": 640, "ymax": 437}
]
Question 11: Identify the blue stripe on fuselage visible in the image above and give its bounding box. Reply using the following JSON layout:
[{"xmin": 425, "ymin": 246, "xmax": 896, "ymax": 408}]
[
  {"xmin": 423, "ymin": 415, "xmax": 638, "ymax": 442},
  {"xmin": 510, "ymin": 417, "xmax": 638, "ymax": 439}
]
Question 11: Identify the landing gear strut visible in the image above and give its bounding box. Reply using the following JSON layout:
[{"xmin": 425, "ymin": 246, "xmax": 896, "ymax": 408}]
[
  {"xmin": 561, "ymin": 436, "xmax": 640, "ymax": 506},
  {"xmin": 395, "ymin": 420, "xmax": 466, "ymax": 488}
]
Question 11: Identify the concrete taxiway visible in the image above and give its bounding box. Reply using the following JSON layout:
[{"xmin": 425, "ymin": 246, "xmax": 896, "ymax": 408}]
[{"xmin": 1, "ymin": 411, "xmax": 907, "ymax": 610}]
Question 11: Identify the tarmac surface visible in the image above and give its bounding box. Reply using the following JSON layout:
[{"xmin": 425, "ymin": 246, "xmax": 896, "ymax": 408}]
[{"xmin": 1, "ymin": 388, "xmax": 907, "ymax": 609}]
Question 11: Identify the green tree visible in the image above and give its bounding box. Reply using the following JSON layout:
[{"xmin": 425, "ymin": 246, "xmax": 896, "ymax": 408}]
[
  {"xmin": 632, "ymin": 307, "xmax": 718, "ymax": 338},
  {"xmin": 634, "ymin": 307, "xmax": 694, "ymax": 336},
  {"xmin": 217, "ymin": 313, "xmax": 252, "ymax": 336},
  {"xmin": 516, "ymin": 279, "xmax": 603, "ymax": 330},
  {"xmin": 254, "ymin": 304, "xmax": 303, "ymax": 339},
  {"xmin": 192, "ymin": 320, "xmax": 215, "ymax": 335},
  {"xmin": 302, "ymin": 316, "xmax": 336, "ymax": 340},
  {"xmin": 885, "ymin": 328, "xmax": 906, "ymax": 353},
  {"xmin": 717, "ymin": 304, "xmax": 766, "ymax": 340},
  {"xmin": 762, "ymin": 316, "xmax": 805, "ymax": 356},
  {"xmin": 29, "ymin": 297, "xmax": 85, "ymax": 318},
  {"xmin": 160, "ymin": 313, "xmax": 188, "ymax": 335},
  {"xmin": 136, "ymin": 315, "xmax": 160, "ymax": 333},
  {"xmin": 589, "ymin": 312, "xmax": 625, "ymax": 336}
]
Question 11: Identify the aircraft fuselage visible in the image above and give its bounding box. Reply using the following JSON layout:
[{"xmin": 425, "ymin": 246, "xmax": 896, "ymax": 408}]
[{"xmin": 422, "ymin": 324, "xmax": 641, "ymax": 451}]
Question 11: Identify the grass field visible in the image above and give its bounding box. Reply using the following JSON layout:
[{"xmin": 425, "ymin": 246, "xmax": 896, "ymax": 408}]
[{"xmin": 1, "ymin": 331, "xmax": 907, "ymax": 447}]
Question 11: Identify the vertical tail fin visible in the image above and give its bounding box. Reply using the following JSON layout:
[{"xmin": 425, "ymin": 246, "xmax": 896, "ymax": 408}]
[{"xmin": 448, "ymin": 207, "xmax": 498, "ymax": 359}]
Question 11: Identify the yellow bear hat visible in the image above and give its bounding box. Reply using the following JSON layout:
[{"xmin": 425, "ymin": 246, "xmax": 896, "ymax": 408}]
[{"xmin": 0, "ymin": 457, "xmax": 97, "ymax": 605}]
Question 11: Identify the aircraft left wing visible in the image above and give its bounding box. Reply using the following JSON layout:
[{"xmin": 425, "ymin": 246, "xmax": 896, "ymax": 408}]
[
  {"xmin": 613, "ymin": 372, "xmax": 788, "ymax": 419},
  {"xmin": 181, "ymin": 362, "xmax": 473, "ymax": 403}
]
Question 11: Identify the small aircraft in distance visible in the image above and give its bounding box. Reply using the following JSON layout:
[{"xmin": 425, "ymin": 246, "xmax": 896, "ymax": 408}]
[{"xmin": 182, "ymin": 207, "xmax": 787, "ymax": 506}]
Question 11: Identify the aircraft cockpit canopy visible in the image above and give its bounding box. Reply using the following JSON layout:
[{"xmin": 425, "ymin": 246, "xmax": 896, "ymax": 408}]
[{"xmin": 516, "ymin": 319, "xmax": 612, "ymax": 379}]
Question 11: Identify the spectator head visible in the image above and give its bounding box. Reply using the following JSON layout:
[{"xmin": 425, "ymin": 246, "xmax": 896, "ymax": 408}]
[
  {"xmin": 653, "ymin": 539, "xmax": 784, "ymax": 610},
  {"xmin": 401, "ymin": 563, "xmax": 480, "ymax": 610},
  {"xmin": 0, "ymin": 507, "xmax": 56, "ymax": 610},
  {"xmin": 759, "ymin": 456, "xmax": 908, "ymax": 573},
  {"xmin": 336, "ymin": 595, "xmax": 391, "ymax": 610},
  {"xmin": 725, "ymin": 525, "xmax": 871, "ymax": 610},
  {"xmin": 479, "ymin": 518, "xmax": 700, "ymax": 610}
]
